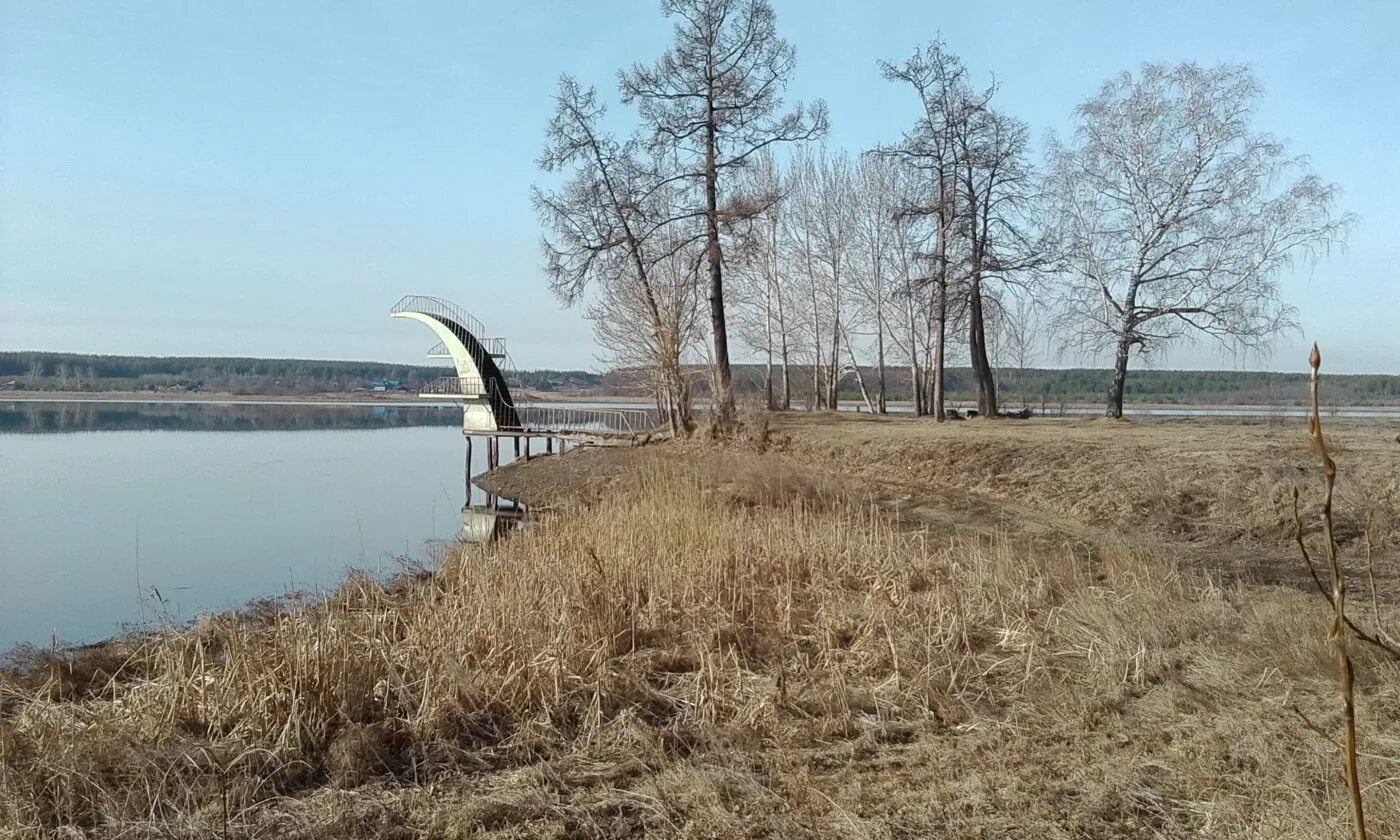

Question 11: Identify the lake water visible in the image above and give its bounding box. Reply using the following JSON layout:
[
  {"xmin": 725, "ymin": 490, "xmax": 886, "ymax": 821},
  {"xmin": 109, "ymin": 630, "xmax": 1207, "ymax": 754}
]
[{"xmin": 0, "ymin": 400, "xmax": 533, "ymax": 650}]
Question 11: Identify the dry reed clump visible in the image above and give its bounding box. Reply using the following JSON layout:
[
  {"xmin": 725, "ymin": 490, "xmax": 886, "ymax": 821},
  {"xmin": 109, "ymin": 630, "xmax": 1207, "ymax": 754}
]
[{"xmin": 3, "ymin": 458, "xmax": 1400, "ymax": 837}]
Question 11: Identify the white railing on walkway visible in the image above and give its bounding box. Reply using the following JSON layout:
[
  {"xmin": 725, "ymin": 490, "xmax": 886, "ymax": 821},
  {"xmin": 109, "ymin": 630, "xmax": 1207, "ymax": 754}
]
[{"xmin": 515, "ymin": 405, "xmax": 659, "ymax": 435}]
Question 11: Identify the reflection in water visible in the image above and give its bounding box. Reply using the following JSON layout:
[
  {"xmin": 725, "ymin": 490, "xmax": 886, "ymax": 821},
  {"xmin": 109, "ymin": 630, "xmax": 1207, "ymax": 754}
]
[
  {"xmin": 460, "ymin": 500, "xmax": 527, "ymax": 543},
  {"xmin": 460, "ymin": 475, "xmax": 527, "ymax": 544},
  {"xmin": 0, "ymin": 400, "xmax": 462, "ymax": 434},
  {"xmin": 407, "ymin": 485, "xmax": 526, "ymax": 568}
]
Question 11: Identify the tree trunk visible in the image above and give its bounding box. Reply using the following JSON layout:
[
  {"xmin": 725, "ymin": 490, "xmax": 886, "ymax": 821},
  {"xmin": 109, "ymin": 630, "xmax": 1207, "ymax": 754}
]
[
  {"xmin": 932, "ymin": 200, "xmax": 950, "ymax": 422},
  {"xmin": 704, "ymin": 102, "xmax": 735, "ymax": 429},
  {"xmin": 827, "ymin": 326, "xmax": 840, "ymax": 410},
  {"xmin": 772, "ymin": 225, "xmax": 791, "ymax": 411},
  {"xmin": 932, "ymin": 281, "xmax": 947, "ymax": 421},
  {"xmin": 1106, "ymin": 332, "xmax": 1132, "ymax": 419},
  {"xmin": 875, "ymin": 312, "xmax": 887, "ymax": 414},
  {"xmin": 842, "ymin": 326, "xmax": 877, "ymax": 413},
  {"xmin": 764, "ymin": 284, "xmax": 775, "ymax": 411},
  {"xmin": 1106, "ymin": 286, "xmax": 1140, "ymax": 419},
  {"xmin": 967, "ymin": 277, "xmax": 997, "ymax": 416},
  {"xmin": 809, "ymin": 277, "xmax": 823, "ymax": 409},
  {"xmin": 676, "ymin": 372, "xmax": 693, "ymax": 432},
  {"xmin": 905, "ymin": 295, "xmax": 922, "ymax": 416},
  {"xmin": 780, "ymin": 342, "xmax": 790, "ymax": 410}
]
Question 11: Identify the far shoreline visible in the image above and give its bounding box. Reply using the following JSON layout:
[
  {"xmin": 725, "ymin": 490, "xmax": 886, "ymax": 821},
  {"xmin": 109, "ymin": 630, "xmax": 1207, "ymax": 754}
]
[{"xmin": 4, "ymin": 389, "xmax": 1400, "ymax": 414}]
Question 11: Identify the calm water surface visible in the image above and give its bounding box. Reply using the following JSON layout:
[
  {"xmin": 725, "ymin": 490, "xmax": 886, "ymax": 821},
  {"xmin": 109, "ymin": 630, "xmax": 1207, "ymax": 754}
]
[{"xmin": 0, "ymin": 400, "xmax": 533, "ymax": 650}]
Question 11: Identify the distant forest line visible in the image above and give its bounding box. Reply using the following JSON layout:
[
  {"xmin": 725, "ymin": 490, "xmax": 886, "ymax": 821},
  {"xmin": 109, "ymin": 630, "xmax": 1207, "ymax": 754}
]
[
  {"xmin": 0, "ymin": 352, "xmax": 595, "ymax": 396},
  {"xmin": 715, "ymin": 366, "xmax": 1400, "ymax": 407},
  {"xmin": 4, "ymin": 351, "xmax": 1399, "ymax": 406}
]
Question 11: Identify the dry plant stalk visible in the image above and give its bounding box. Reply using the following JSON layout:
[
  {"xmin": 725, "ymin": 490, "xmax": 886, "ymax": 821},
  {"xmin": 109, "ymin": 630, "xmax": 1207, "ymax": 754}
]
[{"xmin": 1298, "ymin": 343, "xmax": 1367, "ymax": 840}]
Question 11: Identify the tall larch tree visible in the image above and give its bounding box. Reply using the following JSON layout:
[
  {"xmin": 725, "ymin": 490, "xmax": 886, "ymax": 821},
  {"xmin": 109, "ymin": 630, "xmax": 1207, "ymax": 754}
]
[{"xmin": 621, "ymin": 0, "xmax": 826, "ymax": 429}]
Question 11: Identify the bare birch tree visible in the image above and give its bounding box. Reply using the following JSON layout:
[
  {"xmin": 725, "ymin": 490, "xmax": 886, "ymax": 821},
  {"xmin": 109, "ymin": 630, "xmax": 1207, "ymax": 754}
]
[
  {"xmin": 851, "ymin": 155, "xmax": 904, "ymax": 413},
  {"xmin": 730, "ymin": 149, "xmax": 796, "ymax": 409},
  {"xmin": 783, "ymin": 150, "xmax": 830, "ymax": 409},
  {"xmin": 621, "ymin": 0, "xmax": 827, "ymax": 430},
  {"xmin": 1046, "ymin": 63, "xmax": 1354, "ymax": 418},
  {"xmin": 585, "ymin": 235, "xmax": 706, "ymax": 429},
  {"xmin": 882, "ymin": 197, "xmax": 942, "ymax": 415},
  {"xmin": 784, "ymin": 149, "xmax": 860, "ymax": 409},
  {"xmin": 992, "ymin": 294, "xmax": 1041, "ymax": 408},
  {"xmin": 811, "ymin": 152, "xmax": 858, "ymax": 409}
]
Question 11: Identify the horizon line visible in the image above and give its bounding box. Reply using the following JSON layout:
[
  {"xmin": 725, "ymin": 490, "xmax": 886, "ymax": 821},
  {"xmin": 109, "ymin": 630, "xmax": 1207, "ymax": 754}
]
[{"xmin": 4, "ymin": 349, "xmax": 1400, "ymax": 378}]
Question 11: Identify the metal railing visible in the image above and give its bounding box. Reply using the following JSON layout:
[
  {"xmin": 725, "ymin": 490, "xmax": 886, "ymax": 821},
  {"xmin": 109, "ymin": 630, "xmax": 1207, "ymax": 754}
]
[
  {"xmin": 514, "ymin": 405, "xmax": 659, "ymax": 435},
  {"xmin": 420, "ymin": 382, "xmax": 658, "ymax": 434},
  {"xmin": 394, "ymin": 296, "xmax": 514, "ymax": 373},
  {"xmin": 421, "ymin": 376, "xmax": 493, "ymax": 397},
  {"xmin": 426, "ymin": 337, "xmax": 508, "ymax": 359},
  {"xmin": 391, "ymin": 295, "xmax": 489, "ymax": 342}
]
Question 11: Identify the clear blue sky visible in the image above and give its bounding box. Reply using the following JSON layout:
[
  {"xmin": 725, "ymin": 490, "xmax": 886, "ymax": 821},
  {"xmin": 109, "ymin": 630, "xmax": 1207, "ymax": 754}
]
[{"xmin": 2, "ymin": 1, "xmax": 1395, "ymax": 372}]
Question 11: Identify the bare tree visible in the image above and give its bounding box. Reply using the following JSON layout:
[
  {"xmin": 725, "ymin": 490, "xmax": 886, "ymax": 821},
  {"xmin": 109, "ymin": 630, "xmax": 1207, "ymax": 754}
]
[
  {"xmin": 533, "ymin": 76, "xmax": 698, "ymax": 432},
  {"xmin": 1046, "ymin": 63, "xmax": 1354, "ymax": 418},
  {"xmin": 883, "ymin": 196, "xmax": 941, "ymax": 415},
  {"xmin": 621, "ymin": 0, "xmax": 827, "ymax": 429},
  {"xmin": 729, "ymin": 149, "xmax": 796, "ymax": 409},
  {"xmin": 784, "ymin": 149, "xmax": 860, "ymax": 409},
  {"xmin": 995, "ymin": 294, "xmax": 1041, "ymax": 408},
  {"xmin": 881, "ymin": 40, "xmax": 1039, "ymax": 419},
  {"xmin": 810, "ymin": 151, "xmax": 857, "ymax": 409},
  {"xmin": 956, "ymin": 104, "xmax": 1038, "ymax": 417},
  {"xmin": 879, "ymin": 40, "xmax": 977, "ymax": 421},
  {"xmin": 585, "ymin": 234, "xmax": 706, "ymax": 429},
  {"xmin": 852, "ymin": 155, "xmax": 904, "ymax": 413},
  {"xmin": 26, "ymin": 359, "xmax": 43, "ymax": 381},
  {"xmin": 783, "ymin": 150, "xmax": 829, "ymax": 408}
]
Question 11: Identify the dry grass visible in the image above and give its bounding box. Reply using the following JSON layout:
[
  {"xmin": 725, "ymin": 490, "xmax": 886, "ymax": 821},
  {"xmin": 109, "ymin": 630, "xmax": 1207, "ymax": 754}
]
[
  {"xmin": 4, "ymin": 447, "xmax": 1400, "ymax": 837},
  {"xmin": 771, "ymin": 413, "xmax": 1400, "ymax": 582}
]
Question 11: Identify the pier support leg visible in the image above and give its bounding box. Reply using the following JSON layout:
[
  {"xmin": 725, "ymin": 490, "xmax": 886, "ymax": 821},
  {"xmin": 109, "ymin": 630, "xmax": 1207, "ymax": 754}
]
[
  {"xmin": 513, "ymin": 436, "xmax": 521, "ymax": 460},
  {"xmin": 465, "ymin": 436, "xmax": 474, "ymax": 489},
  {"xmin": 546, "ymin": 437, "xmax": 554, "ymax": 455},
  {"xmin": 523, "ymin": 436, "xmax": 530, "ymax": 462}
]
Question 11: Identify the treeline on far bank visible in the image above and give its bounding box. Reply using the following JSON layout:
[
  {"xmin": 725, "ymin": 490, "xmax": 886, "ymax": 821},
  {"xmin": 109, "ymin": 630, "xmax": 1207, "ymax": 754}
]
[
  {"xmin": 608, "ymin": 364, "xmax": 1400, "ymax": 407},
  {"xmin": 5, "ymin": 351, "xmax": 1393, "ymax": 406},
  {"xmin": 0, "ymin": 352, "xmax": 599, "ymax": 396}
]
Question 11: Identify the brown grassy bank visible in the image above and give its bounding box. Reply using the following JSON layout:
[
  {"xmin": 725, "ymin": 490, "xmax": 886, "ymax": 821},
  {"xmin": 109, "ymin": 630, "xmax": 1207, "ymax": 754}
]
[
  {"xmin": 4, "ymin": 426, "xmax": 1400, "ymax": 837},
  {"xmin": 770, "ymin": 412, "xmax": 1400, "ymax": 550}
]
